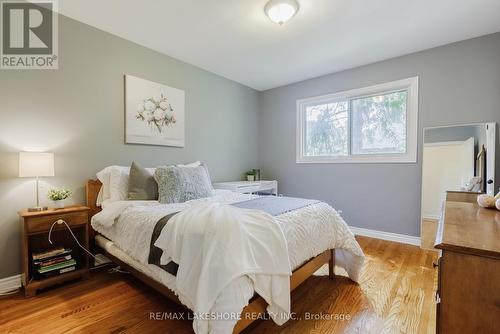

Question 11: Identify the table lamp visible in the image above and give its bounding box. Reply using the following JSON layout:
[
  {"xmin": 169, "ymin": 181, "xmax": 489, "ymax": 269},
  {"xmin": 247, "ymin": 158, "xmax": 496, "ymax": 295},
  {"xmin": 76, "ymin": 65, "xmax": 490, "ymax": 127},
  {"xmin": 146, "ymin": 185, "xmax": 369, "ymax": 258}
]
[{"xmin": 19, "ymin": 152, "xmax": 55, "ymax": 212}]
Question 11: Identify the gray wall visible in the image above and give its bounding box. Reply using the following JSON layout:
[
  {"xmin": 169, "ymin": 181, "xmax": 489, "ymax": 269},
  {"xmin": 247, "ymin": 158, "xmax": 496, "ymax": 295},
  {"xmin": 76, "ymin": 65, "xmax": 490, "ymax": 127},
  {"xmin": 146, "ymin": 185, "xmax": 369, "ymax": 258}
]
[
  {"xmin": 0, "ymin": 16, "xmax": 259, "ymax": 279},
  {"xmin": 258, "ymin": 33, "xmax": 500, "ymax": 237},
  {"xmin": 424, "ymin": 125, "xmax": 482, "ymax": 144},
  {"xmin": 1, "ymin": 18, "xmax": 499, "ymax": 280}
]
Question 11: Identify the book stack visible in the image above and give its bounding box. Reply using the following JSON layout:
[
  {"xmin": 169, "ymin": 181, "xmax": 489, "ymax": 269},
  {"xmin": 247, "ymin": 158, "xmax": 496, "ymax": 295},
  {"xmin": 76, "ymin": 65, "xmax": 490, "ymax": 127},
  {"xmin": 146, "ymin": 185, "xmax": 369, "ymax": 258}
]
[{"xmin": 32, "ymin": 248, "xmax": 77, "ymax": 279}]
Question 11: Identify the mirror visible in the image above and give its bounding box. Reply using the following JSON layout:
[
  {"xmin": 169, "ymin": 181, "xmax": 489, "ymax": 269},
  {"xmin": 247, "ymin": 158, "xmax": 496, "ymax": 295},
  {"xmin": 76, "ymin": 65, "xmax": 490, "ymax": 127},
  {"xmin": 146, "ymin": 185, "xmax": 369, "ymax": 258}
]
[{"xmin": 420, "ymin": 122, "xmax": 496, "ymax": 249}]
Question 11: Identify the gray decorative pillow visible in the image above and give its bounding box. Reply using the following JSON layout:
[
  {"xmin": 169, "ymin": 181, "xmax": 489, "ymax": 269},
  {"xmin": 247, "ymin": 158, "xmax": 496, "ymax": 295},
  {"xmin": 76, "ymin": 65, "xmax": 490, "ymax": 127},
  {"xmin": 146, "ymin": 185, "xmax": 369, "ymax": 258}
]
[
  {"xmin": 154, "ymin": 165, "xmax": 213, "ymax": 204},
  {"xmin": 128, "ymin": 161, "xmax": 158, "ymax": 200}
]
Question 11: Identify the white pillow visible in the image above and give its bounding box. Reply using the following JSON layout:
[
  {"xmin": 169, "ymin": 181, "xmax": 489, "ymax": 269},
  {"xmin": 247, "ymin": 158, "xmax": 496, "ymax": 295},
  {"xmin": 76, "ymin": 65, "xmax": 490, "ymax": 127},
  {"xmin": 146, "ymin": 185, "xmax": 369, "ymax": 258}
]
[
  {"xmin": 97, "ymin": 162, "xmax": 201, "ymax": 204},
  {"xmin": 109, "ymin": 167, "xmax": 130, "ymax": 202},
  {"xmin": 96, "ymin": 169, "xmax": 111, "ymax": 204},
  {"xmin": 96, "ymin": 166, "xmax": 124, "ymax": 205},
  {"xmin": 96, "ymin": 166, "xmax": 129, "ymax": 205},
  {"xmin": 177, "ymin": 161, "xmax": 201, "ymax": 167},
  {"xmin": 96, "ymin": 187, "xmax": 104, "ymax": 206}
]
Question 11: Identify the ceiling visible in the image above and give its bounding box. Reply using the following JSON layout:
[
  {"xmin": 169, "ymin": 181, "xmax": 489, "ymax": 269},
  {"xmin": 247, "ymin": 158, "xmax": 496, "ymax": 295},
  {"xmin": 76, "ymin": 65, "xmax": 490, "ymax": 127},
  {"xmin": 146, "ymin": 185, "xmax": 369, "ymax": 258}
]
[{"xmin": 59, "ymin": 0, "xmax": 500, "ymax": 91}]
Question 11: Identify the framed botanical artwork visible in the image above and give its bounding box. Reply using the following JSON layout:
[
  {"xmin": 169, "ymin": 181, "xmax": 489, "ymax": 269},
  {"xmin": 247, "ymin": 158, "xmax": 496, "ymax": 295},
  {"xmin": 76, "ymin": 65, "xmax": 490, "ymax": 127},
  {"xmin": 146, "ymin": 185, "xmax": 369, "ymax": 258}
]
[{"xmin": 125, "ymin": 75, "xmax": 185, "ymax": 147}]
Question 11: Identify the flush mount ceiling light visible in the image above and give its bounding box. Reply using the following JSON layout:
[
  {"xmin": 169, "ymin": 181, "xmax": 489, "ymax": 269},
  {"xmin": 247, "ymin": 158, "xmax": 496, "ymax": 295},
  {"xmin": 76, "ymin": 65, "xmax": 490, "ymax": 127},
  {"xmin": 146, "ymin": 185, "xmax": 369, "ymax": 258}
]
[{"xmin": 265, "ymin": 0, "xmax": 299, "ymax": 25}]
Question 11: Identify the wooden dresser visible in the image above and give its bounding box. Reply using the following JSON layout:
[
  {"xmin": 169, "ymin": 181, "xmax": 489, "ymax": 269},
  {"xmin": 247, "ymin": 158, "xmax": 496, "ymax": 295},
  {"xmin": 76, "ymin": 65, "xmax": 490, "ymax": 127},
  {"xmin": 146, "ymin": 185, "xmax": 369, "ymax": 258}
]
[{"xmin": 434, "ymin": 192, "xmax": 500, "ymax": 333}]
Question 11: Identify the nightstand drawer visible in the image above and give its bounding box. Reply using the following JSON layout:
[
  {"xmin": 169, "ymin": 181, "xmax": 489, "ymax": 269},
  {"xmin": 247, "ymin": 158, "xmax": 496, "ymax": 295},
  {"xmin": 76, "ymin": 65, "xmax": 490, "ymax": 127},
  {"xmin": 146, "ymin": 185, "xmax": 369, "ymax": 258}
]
[
  {"xmin": 25, "ymin": 212, "xmax": 88, "ymax": 234},
  {"xmin": 258, "ymin": 181, "xmax": 276, "ymax": 191},
  {"xmin": 213, "ymin": 180, "xmax": 278, "ymax": 195},
  {"xmin": 18, "ymin": 205, "xmax": 90, "ymax": 296},
  {"xmin": 236, "ymin": 185, "xmax": 261, "ymax": 193}
]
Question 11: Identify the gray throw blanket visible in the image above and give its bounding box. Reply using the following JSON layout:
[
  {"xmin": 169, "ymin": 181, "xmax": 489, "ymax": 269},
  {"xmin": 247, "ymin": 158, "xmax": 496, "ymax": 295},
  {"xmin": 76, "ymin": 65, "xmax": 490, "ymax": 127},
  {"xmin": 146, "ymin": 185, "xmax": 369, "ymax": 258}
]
[
  {"xmin": 148, "ymin": 196, "xmax": 321, "ymax": 276},
  {"xmin": 231, "ymin": 196, "xmax": 319, "ymax": 216},
  {"xmin": 148, "ymin": 212, "xmax": 180, "ymax": 275}
]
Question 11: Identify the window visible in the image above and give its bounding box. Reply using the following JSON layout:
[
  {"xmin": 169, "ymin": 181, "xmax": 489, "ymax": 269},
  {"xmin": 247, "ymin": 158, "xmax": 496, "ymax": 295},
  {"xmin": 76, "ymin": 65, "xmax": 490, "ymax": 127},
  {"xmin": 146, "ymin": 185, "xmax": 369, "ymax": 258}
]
[{"xmin": 297, "ymin": 77, "xmax": 418, "ymax": 163}]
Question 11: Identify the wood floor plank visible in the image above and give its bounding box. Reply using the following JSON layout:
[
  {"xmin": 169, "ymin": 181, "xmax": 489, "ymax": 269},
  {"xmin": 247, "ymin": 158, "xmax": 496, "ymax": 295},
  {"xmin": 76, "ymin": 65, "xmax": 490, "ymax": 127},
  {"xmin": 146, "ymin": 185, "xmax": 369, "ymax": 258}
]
[{"xmin": 0, "ymin": 236, "xmax": 438, "ymax": 334}]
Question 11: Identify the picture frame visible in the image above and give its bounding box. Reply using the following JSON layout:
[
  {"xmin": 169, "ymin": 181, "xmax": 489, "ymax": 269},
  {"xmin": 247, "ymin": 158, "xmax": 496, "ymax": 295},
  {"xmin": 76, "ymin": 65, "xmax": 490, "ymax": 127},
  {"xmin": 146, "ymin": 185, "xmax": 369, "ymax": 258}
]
[{"xmin": 125, "ymin": 75, "xmax": 185, "ymax": 147}]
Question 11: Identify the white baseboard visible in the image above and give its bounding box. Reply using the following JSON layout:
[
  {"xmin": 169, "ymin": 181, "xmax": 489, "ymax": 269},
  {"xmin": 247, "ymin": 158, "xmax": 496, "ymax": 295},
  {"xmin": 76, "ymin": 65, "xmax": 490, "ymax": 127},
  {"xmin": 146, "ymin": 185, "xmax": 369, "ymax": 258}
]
[
  {"xmin": 350, "ymin": 226, "xmax": 421, "ymax": 246},
  {"xmin": 0, "ymin": 274, "xmax": 22, "ymax": 294}
]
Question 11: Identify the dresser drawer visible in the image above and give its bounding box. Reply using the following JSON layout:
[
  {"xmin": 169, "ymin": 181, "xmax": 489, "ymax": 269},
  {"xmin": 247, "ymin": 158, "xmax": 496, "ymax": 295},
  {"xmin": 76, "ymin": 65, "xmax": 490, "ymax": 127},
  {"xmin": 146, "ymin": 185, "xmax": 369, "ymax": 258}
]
[
  {"xmin": 25, "ymin": 211, "xmax": 88, "ymax": 234},
  {"xmin": 257, "ymin": 181, "xmax": 276, "ymax": 191}
]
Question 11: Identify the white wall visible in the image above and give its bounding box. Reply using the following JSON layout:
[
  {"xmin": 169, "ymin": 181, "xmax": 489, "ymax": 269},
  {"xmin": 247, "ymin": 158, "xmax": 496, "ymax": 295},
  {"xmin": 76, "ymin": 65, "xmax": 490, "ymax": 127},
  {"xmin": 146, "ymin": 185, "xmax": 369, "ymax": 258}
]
[{"xmin": 421, "ymin": 140, "xmax": 474, "ymax": 218}]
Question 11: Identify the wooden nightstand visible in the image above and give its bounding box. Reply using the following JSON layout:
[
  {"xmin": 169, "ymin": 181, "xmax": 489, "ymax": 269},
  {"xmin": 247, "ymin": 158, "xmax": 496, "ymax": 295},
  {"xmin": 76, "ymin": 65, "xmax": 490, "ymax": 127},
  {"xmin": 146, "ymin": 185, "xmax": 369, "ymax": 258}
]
[{"xmin": 18, "ymin": 205, "xmax": 91, "ymax": 296}]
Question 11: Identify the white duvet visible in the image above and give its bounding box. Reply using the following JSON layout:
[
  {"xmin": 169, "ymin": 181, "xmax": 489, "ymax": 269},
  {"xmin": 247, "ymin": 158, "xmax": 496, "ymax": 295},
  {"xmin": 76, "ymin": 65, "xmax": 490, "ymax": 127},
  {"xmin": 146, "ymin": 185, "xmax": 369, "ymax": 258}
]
[
  {"xmin": 156, "ymin": 202, "xmax": 292, "ymax": 334},
  {"xmin": 91, "ymin": 190, "xmax": 365, "ymax": 334}
]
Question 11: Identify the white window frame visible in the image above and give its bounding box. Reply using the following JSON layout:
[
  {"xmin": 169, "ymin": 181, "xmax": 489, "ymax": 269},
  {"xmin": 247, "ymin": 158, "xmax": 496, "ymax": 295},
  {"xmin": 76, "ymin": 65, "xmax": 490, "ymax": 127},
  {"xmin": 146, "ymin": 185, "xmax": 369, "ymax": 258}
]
[{"xmin": 296, "ymin": 76, "xmax": 418, "ymax": 164}]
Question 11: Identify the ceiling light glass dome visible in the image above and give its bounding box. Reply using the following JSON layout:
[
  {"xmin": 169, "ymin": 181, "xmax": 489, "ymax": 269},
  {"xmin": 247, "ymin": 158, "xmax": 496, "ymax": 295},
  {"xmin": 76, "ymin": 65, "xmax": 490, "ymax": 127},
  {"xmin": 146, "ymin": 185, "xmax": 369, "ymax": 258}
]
[{"xmin": 265, "ymin": 0, "xmax": 299, "ymax": 25}]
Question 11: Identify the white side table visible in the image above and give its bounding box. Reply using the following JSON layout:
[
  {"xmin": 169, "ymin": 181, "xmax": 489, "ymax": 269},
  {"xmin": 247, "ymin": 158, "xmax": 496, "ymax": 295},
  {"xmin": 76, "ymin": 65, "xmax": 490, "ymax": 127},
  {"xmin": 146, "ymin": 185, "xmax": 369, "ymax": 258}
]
[{"xmin": 213, "ymin": 180, "xmax": 278, "ymax": 196}]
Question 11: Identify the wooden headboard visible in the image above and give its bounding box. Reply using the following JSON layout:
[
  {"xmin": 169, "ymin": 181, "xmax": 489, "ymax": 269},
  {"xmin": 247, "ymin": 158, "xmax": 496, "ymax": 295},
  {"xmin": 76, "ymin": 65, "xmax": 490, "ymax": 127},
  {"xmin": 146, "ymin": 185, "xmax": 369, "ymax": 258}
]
[{"xmin": 86, "ymin": 179, "xmax": 102, "ymax": 219}]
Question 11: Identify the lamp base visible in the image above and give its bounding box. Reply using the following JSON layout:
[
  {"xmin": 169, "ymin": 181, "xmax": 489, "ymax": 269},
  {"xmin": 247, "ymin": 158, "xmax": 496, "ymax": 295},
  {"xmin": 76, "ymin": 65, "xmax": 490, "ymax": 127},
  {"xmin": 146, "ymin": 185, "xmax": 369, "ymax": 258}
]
[{"xmin": 28, "ymin": 206, "xmax": 48, "ymax": 212}]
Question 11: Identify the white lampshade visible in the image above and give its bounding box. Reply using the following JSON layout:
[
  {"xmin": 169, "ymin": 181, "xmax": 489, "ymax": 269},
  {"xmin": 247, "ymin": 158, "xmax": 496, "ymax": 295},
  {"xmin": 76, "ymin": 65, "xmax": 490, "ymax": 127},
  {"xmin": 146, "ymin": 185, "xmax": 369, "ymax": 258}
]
[
  {"xmin": 265, "ymin": 0, "xmax": 299, "ymax": 25},
  {"xmin": 19, "ymin": 152, "xmax": 55, "ymax": 177}
]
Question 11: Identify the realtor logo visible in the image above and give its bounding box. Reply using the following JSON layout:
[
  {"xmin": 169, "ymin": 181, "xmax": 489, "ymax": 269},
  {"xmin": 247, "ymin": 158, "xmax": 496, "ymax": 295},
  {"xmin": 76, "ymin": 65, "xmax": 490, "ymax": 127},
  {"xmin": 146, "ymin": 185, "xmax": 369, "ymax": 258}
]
[{"xmin": 1, "ymin": 0, "xmax": 58, "ymax": 69}]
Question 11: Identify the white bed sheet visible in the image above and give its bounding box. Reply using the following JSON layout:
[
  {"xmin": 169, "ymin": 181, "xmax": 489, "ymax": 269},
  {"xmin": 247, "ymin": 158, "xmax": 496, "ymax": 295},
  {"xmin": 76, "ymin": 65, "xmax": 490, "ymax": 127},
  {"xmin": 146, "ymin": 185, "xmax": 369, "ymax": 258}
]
[
  {"xmin": 91, "ymin": 190, "xmax": 364, "ymax": 334},
  {"xmin": 95, "ymin": 234, "xmax": 255, "ymax": 334}
]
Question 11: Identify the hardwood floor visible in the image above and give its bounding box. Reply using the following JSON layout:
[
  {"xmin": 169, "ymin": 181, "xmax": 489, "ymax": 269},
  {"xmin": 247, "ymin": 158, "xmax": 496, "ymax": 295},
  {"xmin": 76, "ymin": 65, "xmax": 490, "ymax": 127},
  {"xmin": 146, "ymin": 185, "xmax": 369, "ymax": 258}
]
[
  {"xmin": 420, "ymin": 218, "xmax": 439, "ymax": 251},
  {"xmin": 0, "ymin": 236, "xmax": 438, "ymax": 334}
]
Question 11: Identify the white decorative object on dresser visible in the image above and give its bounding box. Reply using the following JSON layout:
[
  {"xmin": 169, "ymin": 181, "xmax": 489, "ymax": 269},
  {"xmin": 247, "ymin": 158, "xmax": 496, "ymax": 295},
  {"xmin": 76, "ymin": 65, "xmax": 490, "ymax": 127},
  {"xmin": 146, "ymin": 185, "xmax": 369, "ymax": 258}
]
[{"xmin": 213, "ymin": 180, "xmax": 278, "ymax": 196}]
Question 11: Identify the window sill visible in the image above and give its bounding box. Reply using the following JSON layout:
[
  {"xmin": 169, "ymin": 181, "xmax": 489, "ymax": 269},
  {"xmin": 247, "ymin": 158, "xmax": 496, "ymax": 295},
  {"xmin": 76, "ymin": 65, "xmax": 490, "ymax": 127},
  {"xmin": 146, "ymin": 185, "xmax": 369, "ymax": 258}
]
[{"xmin": 296, "ymin": 154, "xmax": 417, "ymax": 164}]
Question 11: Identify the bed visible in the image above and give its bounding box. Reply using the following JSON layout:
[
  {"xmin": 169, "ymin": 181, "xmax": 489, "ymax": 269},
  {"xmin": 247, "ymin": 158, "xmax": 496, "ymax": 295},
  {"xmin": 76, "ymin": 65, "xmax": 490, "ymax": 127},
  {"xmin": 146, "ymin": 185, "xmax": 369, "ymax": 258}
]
[{"xmin": 86, "ymin": 179, "xmax": 364, "ymax": 334}]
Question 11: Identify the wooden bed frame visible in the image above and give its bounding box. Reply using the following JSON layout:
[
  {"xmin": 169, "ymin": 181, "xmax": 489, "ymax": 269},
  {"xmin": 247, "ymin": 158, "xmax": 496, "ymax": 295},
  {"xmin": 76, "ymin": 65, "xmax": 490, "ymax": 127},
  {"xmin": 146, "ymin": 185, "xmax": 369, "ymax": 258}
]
[{"xmin": 86, "ymin": 180, "xmax": 335, "ymax": 333}]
